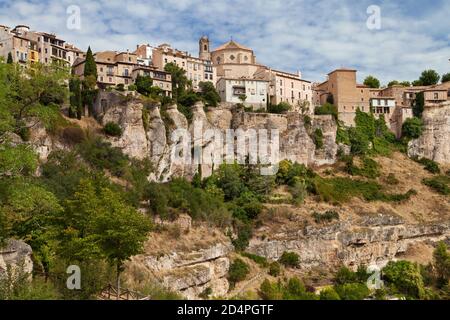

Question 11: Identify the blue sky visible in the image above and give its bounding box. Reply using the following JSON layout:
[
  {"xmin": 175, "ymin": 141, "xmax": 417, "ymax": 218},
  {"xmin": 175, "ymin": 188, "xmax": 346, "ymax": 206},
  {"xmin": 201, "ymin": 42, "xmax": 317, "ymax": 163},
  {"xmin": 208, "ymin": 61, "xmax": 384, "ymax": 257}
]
[{"xmin": 0, "ymin": 0, "xmax": 449, "ymax": 84}]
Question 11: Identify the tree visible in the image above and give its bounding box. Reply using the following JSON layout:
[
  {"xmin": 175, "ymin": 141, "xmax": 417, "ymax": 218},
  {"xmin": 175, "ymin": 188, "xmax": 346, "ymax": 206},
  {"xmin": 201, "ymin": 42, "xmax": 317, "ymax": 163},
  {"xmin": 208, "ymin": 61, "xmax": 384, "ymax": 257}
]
[
  {"xmin": 228, "ymin": 259, "xmax": 249, "ymax": 284},
  {"xmin": 268, "ymin": 102, "xmax": 291, "ymax": 114},
  {"xmin": 400, "ymin": 81, "xmax": 411, "ymax": 87},
  {"xmin": 92, "ymin": 187, "xmax": 152, "ymax": 298},
  {"xmin": 382, "ymin": 260, "xmax": 425, "ymax": 298},
  {"xmin": 402, "ymin": 117, "xmax": 423, "ymax": 139},
  {"xmin": 314, "ymin": 103, "xmax": 338, "ymax": 120},
  {"xmin": 418, "ymin": 70, "xmax": 440, "ymax": 86},
  {"xmin": 135, "ymin": 75, "xmax": 153, "ymax": 96},
  {"xmin": 319, "ymin": 287, "xmax": 341, "ymax": 300},
  {"xmin": 58, "ymin": 179, "xmax": 151, "ymax": 298},
  {"xmin": 363, "ymin": 75, "xmax": 380, "ymax": 88},
  {"xmin": 279, "ymin": 251, "xmax": 300, "ymax": 268},
  {"xmin": 388, "ymin": 80, "xmax": 399, "ymax": 87},
  {"xmin": 164, "ymin": 62, "xmax": 190, "ymax": 101},
  {"xmin": 82, "ymin": 46, "xmax": 98, "ymax": 117},
  {"xmin": 69, "ymin": 76, "xmax": 82, "ymax": 119},
  {"xmin": 198, "ymin": 81, "xmax": 221, "ymax": 107},
  {"xmin": 7, "ymin": 52, "xmax": 13, "ymax": 64},
  {"xmin": 412, "ymin": 80, "xmax": 423, "ymax": 87},
  {"xmin": 83, "ymin": 47, "xmax": 97, "ymax": 79},
  {"xmin": 433, "ymin": 242, "xmax": 450, "ymax": 286},
  {"xmin": 441, "ymin": 73, "xmax": 450, "ymax": 83},
  {"xmin": 413, "ymin": 91, "xmax": 425, "ymax": 118},
  {"xmin": 0, "ymin": 62, "xmax": 68, "ymax": 136}
]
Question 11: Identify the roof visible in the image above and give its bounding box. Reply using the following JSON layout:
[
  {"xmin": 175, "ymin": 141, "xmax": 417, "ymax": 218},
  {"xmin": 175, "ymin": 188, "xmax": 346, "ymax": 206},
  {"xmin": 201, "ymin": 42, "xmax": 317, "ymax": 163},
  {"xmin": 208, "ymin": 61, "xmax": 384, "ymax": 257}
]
[
  {"xmin": 328, "ymin": 68, "xmax": 356, "ymax": 75},
  {"xmin": 213, "ymin": 40, "xmax": 253, "ymax": 52}
]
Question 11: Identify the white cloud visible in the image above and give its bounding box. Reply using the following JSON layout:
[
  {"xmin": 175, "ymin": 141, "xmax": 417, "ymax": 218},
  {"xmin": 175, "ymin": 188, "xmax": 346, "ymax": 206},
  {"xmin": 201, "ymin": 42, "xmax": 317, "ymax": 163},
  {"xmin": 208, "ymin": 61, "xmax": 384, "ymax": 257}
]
[{"xmin": 0, "ymin": 0, "xmax": 449, "ymax": 84}]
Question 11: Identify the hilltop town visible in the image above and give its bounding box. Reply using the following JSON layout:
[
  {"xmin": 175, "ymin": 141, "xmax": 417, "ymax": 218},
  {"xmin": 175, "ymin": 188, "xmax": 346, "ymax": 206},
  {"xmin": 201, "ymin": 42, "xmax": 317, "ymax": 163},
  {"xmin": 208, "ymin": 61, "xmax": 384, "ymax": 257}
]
[{"xmin": 1, "ymin": 23, "xmax": 449, "ymax": 137}]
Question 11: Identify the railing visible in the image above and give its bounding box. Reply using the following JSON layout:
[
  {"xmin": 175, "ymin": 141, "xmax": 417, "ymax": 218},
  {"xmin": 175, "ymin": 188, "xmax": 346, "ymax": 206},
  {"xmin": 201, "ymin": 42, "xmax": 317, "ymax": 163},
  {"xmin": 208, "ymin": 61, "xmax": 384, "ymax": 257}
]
[{"xmin": 98, "ymin": 283, "xmax": 151, "ymax": 300}]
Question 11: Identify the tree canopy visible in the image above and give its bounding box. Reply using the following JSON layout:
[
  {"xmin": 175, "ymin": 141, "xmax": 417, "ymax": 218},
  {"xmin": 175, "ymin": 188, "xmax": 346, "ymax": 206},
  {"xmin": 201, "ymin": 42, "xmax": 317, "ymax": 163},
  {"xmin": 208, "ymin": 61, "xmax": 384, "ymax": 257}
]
[{"xmin": 363, "ymin": 75, "xmax": 380, "ymax": 88}]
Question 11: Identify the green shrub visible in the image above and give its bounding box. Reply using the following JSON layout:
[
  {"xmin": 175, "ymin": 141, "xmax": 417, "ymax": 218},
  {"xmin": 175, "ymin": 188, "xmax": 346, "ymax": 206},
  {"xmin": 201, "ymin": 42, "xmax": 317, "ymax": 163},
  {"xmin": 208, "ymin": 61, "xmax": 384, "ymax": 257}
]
[
  {"xmin": 228, "ymin": 259, "xmax": 250, "ymax": 284},
  {"xmin": 385, "ymin": 173, "xmax": 399, "ymax": 185},
  {"xmin": 311, "ymin": 176, "xmax": 416, "ymax": 204},
  {"xmin": 268, "ymin": 262, "xmax": 281, "ymax": 277},
  {"xmin": 313, "ymin": 128, "xmax": 324, "ymax": 149},
  {"xmin": 402, "ymin": 117, "xmax": 423, "ymax": 139},
  {"xmin": 241, "ymin": 252, "xmax": 269, "ymax": 267},
  {"xmin": 78, "ymin": 137, "xmax": 129, "ymax": 177},
  {"xmin": 415, "ymin": 157, "xmax": 440, "ymax": 174},
  {"xmin": 232, "ymin": 223, "xmax": 253, "ymax": 251},
  {"xmin": 61, "ymin": 126, "xmax": 85, "ymax": 144},
  {"xmin": 345, "ymin": 157, "xmax": 380, "ymax": 179},
  {"xmin": 279, "ymin": 251, "xmax": 299, "ymax": 268},
  {"xmin": 334, "ymin": 283, "xmax": 370, "ymax": 300},
  {"xmin": 312, "ymin": 210, "xmax": 339, "ymax": 223},
  {"xmin": 382, "ymin": 260, "xmax": 426, "ymax": 299},
  {"xmin": 116, "ymin": 84, "xmax": 125, "ymax": 91},
  {"xmin": 315, "ymin": 103, "xmax": 338, "ymax": 120},
  {"xmin": 422, "ymin": 176, "xmax": 450, "ymax": 195},
  {"xmin": 103, "ymin": 122, "xmax": 123, "ymax": 137},
  {"xmin": 289, "ymin": 179, "xmax": 307, "ymax": 206},
  {"xmin": 268, "ymin": 102, "xmax": 291, "ymax": 114},
  {"xmin": 319, "ymin": 287, "xmax": 341, "ymax": 300},
  {"xmin": 259, "ymin": 277, "xmax": 318, "ymax": 300},
  {"xmin": 334, "ymin": 266, "xmax": 357, "ymax": 285},
  {"xmin": 127, "ymin": 84, "xmax": 137, "ymax": 91}
]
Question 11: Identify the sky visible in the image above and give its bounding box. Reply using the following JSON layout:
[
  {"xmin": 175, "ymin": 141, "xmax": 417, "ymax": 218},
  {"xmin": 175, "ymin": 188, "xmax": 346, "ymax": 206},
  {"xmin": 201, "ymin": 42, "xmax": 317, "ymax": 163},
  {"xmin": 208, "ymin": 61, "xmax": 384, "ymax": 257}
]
[{"xmin": 0, "ymin": 0, "xmax": 449, "ymax": 84}]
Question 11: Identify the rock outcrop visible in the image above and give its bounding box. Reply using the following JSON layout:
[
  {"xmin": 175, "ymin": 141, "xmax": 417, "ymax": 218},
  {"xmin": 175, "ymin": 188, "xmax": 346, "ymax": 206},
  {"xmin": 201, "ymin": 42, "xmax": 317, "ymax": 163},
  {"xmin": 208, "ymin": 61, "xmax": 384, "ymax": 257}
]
[
  {"xmin": 248, "ymin": 214, "xmax": 450, "ymax": 270},
  {"xmin": 144, "ymin": 242, "xmax": 233, "ymax": 299},
  {"xmin": 408, "ymin": 101, "xmax": 450, "ymax": 164},
  {"xmin": 0, "ymin": 239, "xmax": 33, "ymax": 277},
  {"xmin": 89, "ymin": 93, "xmax": 340, "ymax": 181}
]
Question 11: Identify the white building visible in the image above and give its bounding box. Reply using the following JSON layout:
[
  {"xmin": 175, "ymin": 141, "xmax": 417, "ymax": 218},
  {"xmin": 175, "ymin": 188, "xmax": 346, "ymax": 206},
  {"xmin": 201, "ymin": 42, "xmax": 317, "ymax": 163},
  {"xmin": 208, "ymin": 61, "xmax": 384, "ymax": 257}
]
[{"xmin": 217, "ymin": 78, "xmax": 269, "ymax": 110}]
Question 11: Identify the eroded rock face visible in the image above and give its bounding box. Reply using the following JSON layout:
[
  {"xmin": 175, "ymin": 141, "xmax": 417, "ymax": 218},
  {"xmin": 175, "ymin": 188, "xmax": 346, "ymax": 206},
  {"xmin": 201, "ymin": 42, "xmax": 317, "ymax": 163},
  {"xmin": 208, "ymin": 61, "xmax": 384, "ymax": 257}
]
[
  {"xmin": 248, "ymin": 215, "xmax": 450, "ymax": 270},
  {"xmin": 102, "ymin": 100, "xmax": 149, "ymax": 160},
  {"xmin": 0, "ymin": 239, "xmax": 33, "ymax": 277},
  {"xmin": 95, "ymin": 94, "xmax": 339, "ymax": 181},
  {"xmin": 408, "ymin": 101, "xmax": 450, "ymax": 164},
  {"xmin": 142, "ymin": 241, "xmax": 233, "ymax": 299}
]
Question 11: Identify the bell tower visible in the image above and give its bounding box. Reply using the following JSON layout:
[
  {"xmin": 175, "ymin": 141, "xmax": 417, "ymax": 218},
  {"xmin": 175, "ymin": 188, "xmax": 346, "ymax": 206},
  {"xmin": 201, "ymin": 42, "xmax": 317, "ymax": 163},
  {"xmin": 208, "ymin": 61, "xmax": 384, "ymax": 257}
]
[{"xmin": 199, "ymin": 36, "xmax": 211, "ymax": 60}]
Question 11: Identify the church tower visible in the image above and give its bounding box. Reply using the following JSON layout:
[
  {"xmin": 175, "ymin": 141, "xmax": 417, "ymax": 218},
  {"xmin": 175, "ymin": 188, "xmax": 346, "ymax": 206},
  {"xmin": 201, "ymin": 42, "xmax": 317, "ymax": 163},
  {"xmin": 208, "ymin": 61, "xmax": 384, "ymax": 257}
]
[{"xmin": 199, "ymin": 36, "xmax": 211, "ymax": 60}]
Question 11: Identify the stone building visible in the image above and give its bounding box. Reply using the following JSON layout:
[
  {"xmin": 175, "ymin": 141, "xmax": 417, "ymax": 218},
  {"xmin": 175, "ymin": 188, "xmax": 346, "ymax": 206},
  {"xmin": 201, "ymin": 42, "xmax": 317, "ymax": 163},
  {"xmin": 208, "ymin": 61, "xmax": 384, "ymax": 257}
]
[
  {"xmin": 216, "ymin": 77, "xmax": 269, "ymax": 110},
  {"xmin": 0, "ymin": 25, "xmax": 38, "ymax": 65},
  {"xmin": 254, "ymin": 67, "xmax": 313, "ymax": 113},
  {"xmin": 132, "ymin": 65, "xmax": 172, "ymax": 97},
  {"xmin": 152, "ymin": 42, "xmax": 216, "ymax": 91},
  {"xmin": 0, "ymin": 24, "xmax": 74, "ymax": 67},
  {"xmin": 314, "ymin": 69, "xmax": 371, "ymax": 126}
]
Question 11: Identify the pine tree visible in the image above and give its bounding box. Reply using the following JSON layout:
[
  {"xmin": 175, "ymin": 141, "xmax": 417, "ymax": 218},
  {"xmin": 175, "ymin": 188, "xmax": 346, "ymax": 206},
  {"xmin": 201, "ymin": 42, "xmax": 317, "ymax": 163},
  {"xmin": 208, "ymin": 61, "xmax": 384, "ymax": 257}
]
[
  {"xmin": 7, "ymin": 52, "xmax": 13, "ymax": 64},
  {"xmin": 83, "ymin": 47, "xmax": 97, "ymax": 79},
  {"xmin": 82, "ymin": 46, "xmax": 98, "ymax": 117}
]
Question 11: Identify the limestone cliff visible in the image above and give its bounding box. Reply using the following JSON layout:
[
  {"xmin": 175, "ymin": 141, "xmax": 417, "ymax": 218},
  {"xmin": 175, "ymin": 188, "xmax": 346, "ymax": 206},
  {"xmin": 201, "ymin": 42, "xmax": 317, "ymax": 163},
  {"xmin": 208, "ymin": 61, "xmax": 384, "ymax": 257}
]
[
  {"xmin": 408, "ymin": 101, "xmax": 450, "ymax": 164},
  {"xmin": 96, "ymin": 93, "xmax": 339, "ymax": 181},
  {"xmin": 0, "ymin": 239, "xmax": 33, "ymax": 277},
  {"xmin": 248, "ymin": 214, "xmax": 450, "ymax": 270}
]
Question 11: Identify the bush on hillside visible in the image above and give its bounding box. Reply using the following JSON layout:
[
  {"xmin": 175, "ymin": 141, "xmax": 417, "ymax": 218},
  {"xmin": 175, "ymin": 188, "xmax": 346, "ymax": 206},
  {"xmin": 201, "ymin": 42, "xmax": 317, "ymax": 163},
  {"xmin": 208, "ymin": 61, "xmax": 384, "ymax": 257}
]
[{"xmin": 279, "ymin": 251, "xmax": 300, "ymax": 268}]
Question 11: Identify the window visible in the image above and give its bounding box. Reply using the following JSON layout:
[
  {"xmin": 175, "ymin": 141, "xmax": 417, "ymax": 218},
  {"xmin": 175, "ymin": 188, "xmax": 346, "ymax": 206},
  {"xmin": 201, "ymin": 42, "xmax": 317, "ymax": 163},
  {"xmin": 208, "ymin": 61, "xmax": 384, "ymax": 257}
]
[
  {"xmin": 229, "ymin": 54, "xmax": 235, "ymax": 60},
  {"xmin": 280, "ymin": 89, "xmax": 283, "ymax": 95},
  {"xmin": 434, "ymin": 93, "xmax": 439, "ymax": 100},
  {"xmin": 384, "ymin": 107, "xmax": 389, "ymax": 114},
  {"xmin": 291, "ymin": 82, "xmax": 294, "ymax": 88},
  {"xmin": 204, "ymin": 44, "xmax": 207, "ymax": 51},
  {"xmin": 125, "ymin": 79, "xmax": 129, "ymax": 84},
  {"xmin": 164, "ymin": 58, "xmax": 168, "ymax": 63}
]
